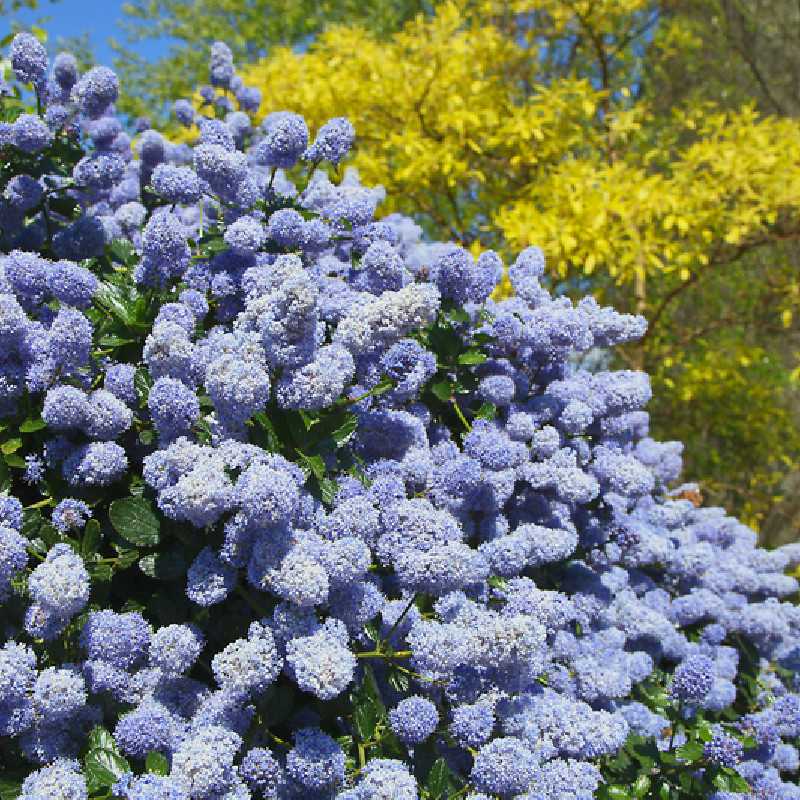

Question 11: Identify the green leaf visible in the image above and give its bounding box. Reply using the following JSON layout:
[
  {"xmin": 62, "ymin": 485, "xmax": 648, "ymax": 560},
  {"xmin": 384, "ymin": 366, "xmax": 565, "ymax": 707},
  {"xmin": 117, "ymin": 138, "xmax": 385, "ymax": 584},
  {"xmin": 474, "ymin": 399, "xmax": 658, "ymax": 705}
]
[
  {"xmin": 81, "ymin": 519, "xmax": 102, "ymax": 558},
  {"xmin": 19, "ymin": 417, "xmax": 46, "ymax": 433},
  {"xmin": 425, "ymin": 758, "xmax": 457, "ymax": 800},
  {"xmin": 335, "ymin": 734, "xmax": 355, "ymax": 760},
  {"xmin": 330, "ymin": 414, "xmax": 358, "ymax": 447},
  {"xmin": 88, "ymin": 561, "xmax": 114, "ymax": 581},
  {"xmin": 352, "ymin": 663, "xmax": 386, "ymax": 741},
  {"xmin": 145, "ymin": 751, "xmax": 170, "ymax": 775},
  {"xmin": 713, "ymin": 773, "xmax": 732, "ymax": 792},
  {"xmin": 366, "ymin": 376, "xmax": 395, "ymax": 399},
  {"xmin": 84, "ymin": 748, "xmax": 130, "ymax": 791},
  {"xmin": 475, "ymin": 401, "xmax": 497, "ymax": 421},
  {"xmin": 1, "ymin": 438, "xmax": 22, "ymax": 455},
  {"xmin": 0, "ymin": 458, "xmax": 9, "ymax": 493},
  {"xmin": 121, "ymin": 598, "xmax": 147, "ymax": 614},
  {"xmin": 263, "ymin": 684, "xmax": 295, "ymax": 726},
  {"xmin": 37, "ymin": 522, "xmax": 60, "ymax": 546},
  {"xmin": 4, "ymin": 453, "xmax": 26, "ymax": 469},
  {"xmin": 0, "ymin": 776, "xmax": 23, "ymax": 800},
  {"xmin": 298, "ymin": 409, "xmax": 319, "ymax": 431},
  {"xmin": 632, "ymin": 774, "xmax": 651, "ymax": 798},
  {"xmin": 431, "ymin": 380, "xmax": 453, "ymax": 402},
  {"xmin": 427, "ymin": 323, "xmax": 462, "ymax": 358},
  {"xmin": 630, "ymin": 737, "xmax": 659, "ymax": 770},
  {"xmin": 251, "ymin": 412, "xmax": 282, "ymax": 453},
  {"xmin": 353, "ymin": 700, "xmax": 380, "ymax": 741},
  {"xmin": 676, "ymin": 740, "xmax": 704, "ymax": 761},
  {"xmin": 206, "ymin": 237, "xmax": 227, "ymax": 252},
  {"xmin": 362, "ymin": 664, "xmax": 386, "ymax": 712},
  {"xmin": 117, "ymin": 548, "xmax": 141, "ymax": 569},
  {"xmin": 363, "ymin": 621, "xmax": 380, "ymax": 642},
  {"xmin": 659, "ymin": 750, "xmax": 678, "ymax": 766},
  {"xmin": 297, "ymin": 451, "xmax": 326, "ymax": 480},
  {"xmin": 457, "ymin": 349, "xmax": 487, "ymax": 365},
  {"xmin": 109, "ymin": 496, "xmax": 160, "ymax": 547},
  {"xmin": 109, "ymin": 238, "xmax": 136, "ymax": 265},
  {"xmin": 21, "ymin": 508, "xmax": 43, "ymax": 538},
  {"xmin": 697, "ymin": 720, "xmax": 715, "ymax": 742},
  {"xmin": 725, "ymin": 772, "xmax": 750, "ymax": 793},
  {"xmin": 134, "ymin": 367, "xmax": 153, "ymax": 405},
  {"xmin": 739, "ymin": 734, "xmax": 756, "ymax": 748},
  {"xmin": 84, "ymin": 726, "xmax": 130, "ymax": 792},
  {"xmin": 605, "ymin": 786, "xmax": 630, "ymax": 800},
  {"xmin": 448, "ymin": 308, "xmax": 470, "ymax": 323},
  {"xmin": 99, "ymin": 334, "xmax": 136, "ymax": 347},
  {"xmin": 387, "ymin": 666, "xmax": 410, "ymax": 693},
  {"xmin": 87, "ymin": 725, "xmax": 117, "ymax": 752},
  {"xmin": 319, "ymin": 477, "xmax": 339, "ymax": 506},
  {"xmin": 95, "ymin": 282, "xmax": 135, "ymax": 326},
  {"xmin": 678, "ymin": 770, "xmax": 698, "ymax": 792}
]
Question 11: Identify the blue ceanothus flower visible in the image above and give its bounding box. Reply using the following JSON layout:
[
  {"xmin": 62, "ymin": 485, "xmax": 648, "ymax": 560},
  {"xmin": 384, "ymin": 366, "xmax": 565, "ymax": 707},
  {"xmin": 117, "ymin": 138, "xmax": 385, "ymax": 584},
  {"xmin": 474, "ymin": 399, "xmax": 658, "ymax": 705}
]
[{"xmin": 0, "ymin": 30, "xmax": 798, "ymax": 800}]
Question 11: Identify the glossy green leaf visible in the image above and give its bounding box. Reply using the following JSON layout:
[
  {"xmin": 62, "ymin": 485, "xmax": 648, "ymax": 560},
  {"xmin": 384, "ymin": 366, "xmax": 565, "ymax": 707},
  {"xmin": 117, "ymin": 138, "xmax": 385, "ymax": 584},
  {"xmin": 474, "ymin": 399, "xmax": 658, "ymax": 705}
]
[
  {"xmin": 84, "ymin": 727, "xmax": 130, "ymax": 791},
  {"xmin": 475, "ymin": 401, "xmax": 497, "ymax": 421},
  {"xmin": 109, "ymin": 496, "xmax": 160, "ymax": 547},
  {"xmin": 457, "ymin": 349, "xmax": 487, "ymax": 365},
  {"xmin": 4, "ymin": 453, "xmax": 25, "ymax": 469},
  {"xmin": 0, "ymin": 458, "xmax": 9, "ymax": 492},
  {"xmin": 88, "ymin": 561, "xmax": 115, "ymax": 581},
  {"xmin": 330, "ymin": 414, "xmax": 358, "ymax": 447},
  {"xmin": 676, "ymin": 740, "xmax": 704, "ymax": 761},
  {"xmin": 1, "ymin": 438, "xmax": 22, "ymax": 455},
  {"xmin": 145, "ymin": 751, "xmax": 170, "ymax": 775},
  {"xmin": 431, "ymin": 380, "xmax": 453, "ymax": 402},
  {"xmin": 81, "ymin": 519, "xmax": 102, "ymax": 558},
  {"xmin": 697, "ymin": 720, "xmax": 715, "ymax": 742},
  {"xmin": 425, "ymin": 758, "xmax": 457, "ymax": 800},
  {"xmin": 109, "ymin": 238, "xmax": 136, "ymax": 265},
  {"xmin": 713, "ymin": 773, "xmax": 732, "ymax": 792},
  {"xmin": 99, "ymin": 334, "xmax": 137, "ymax": 347},
  {"xmin": 19, "ymin": 417, "xmax": 46, "ymax": 433},
  {"xmin": 84, "ymin": 747, "xmax": 130, "ymax": 791},
  {"xmin": 319, "ymin": 477, "xmax": 339, "ymax": 506},
  {"xmin": 448, "ymin": 308, "xmax": 470, "ymax": 323},
  {"xmin": 354, "ymin": 700, "xmax": 380, "ymax": 741},
  {"xmin": 297, "ymin": 451, "xmax": 326, "ymax": 480}
]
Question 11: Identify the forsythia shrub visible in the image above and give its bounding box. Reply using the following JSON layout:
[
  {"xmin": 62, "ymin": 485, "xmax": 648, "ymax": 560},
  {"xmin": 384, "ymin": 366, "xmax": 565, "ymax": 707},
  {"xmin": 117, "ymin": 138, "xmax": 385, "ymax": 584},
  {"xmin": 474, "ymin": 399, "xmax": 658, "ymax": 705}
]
[{"xmin": 0, "ymin": 32, "xmax": 798, "ymax": 800}]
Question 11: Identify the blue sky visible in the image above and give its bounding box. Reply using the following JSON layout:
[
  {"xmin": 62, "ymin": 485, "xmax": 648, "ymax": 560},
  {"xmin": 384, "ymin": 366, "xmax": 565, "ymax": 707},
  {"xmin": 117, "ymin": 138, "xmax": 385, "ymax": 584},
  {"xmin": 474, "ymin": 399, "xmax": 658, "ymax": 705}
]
[{"xmin": 6, "ymin": 0, "xmax": 170, "ymax": 67}]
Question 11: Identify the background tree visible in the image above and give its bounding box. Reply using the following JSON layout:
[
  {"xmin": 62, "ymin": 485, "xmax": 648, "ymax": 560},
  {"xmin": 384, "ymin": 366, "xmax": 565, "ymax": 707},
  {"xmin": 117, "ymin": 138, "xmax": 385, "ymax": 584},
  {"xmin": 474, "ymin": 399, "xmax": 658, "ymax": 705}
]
[
  {"xmin": 225, "ymin": 0, "xmax": 800, "ymax": 529},
  {"xmin": 111, "ymin": 0, "xmax": 433, "ymax": 121},
  {"xmin": 0, "ymin": 0, "xmax": 46, "ymax": 13},
  {"xmin": 650, "ymin": 0, "xmax": 800, "ymax": 117},
  {"xmin": 645, "ymin": 0, "xmax": 800, "ymax": 544}
]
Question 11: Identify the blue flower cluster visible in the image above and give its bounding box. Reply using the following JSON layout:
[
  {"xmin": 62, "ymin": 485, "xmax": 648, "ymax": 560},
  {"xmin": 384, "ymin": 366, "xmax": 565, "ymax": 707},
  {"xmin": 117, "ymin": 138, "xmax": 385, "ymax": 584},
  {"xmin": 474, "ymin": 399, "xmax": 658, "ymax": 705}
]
[{"xmin": 0, "ymin": 31, "xmax": 798, "ymax": 800}]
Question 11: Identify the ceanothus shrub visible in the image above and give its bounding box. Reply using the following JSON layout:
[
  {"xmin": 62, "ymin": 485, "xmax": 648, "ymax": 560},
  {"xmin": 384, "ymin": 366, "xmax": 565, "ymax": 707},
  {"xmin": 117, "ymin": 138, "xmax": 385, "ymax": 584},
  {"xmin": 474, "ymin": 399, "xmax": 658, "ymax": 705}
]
[{"xmin": 0, "ymin": 31, "xmax": 798, "ymax": 800}]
